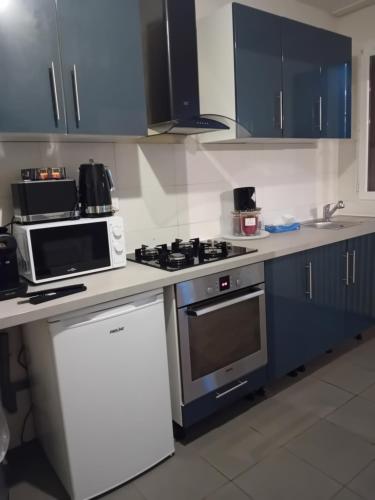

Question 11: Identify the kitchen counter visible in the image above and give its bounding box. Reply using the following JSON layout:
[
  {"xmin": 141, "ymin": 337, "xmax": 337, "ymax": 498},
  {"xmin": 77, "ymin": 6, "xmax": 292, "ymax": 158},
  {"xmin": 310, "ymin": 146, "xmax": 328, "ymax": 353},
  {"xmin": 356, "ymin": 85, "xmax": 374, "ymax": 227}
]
[{"xmin": 1, "ymin": 215, "xmax": 375, "ymax": 330}]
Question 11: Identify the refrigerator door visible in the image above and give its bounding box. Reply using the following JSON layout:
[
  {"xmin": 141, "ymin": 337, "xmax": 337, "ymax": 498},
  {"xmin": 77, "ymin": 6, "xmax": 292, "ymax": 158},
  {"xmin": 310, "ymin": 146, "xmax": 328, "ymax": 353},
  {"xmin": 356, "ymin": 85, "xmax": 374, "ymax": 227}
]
[{"xmin": 48, "ymin": 291, "xmax": 174, "ymax": 500}]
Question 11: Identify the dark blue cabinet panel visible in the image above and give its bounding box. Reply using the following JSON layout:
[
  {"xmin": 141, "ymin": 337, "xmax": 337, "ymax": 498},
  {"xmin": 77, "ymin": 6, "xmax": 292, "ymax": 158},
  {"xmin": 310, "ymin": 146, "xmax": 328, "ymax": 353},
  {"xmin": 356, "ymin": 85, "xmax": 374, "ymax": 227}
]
[
  {"xmin": 266, "ymin": 238, "xmax": 373, "ymax": 381},
  {"xmin": 0, "ymin": 0, "xmax": 66, "ymax": 133},
  {"xmin": 233, "ymin": 4, "xmax": 283, "ymax": 138},
  {"xmin": 282, "ymin": 19, "xmax": 322, "ymax": 139},
  {"xmin": 57, "ymin": 0, "xmax": 147, "ymax": 136},
  {"xmin": 321, "ymin": 31, "xmax": 352, "ymax": 138},
  {"xmin": 346, "ymin": 235, "xmax": 375, "ymax": 320},
  {"xmin": 306, "ymin": 242, "xmax": 348, "ymax": 350},
  {"xmin": 265, "ymin": 252, "xmax": 312, "ymax": 379}
]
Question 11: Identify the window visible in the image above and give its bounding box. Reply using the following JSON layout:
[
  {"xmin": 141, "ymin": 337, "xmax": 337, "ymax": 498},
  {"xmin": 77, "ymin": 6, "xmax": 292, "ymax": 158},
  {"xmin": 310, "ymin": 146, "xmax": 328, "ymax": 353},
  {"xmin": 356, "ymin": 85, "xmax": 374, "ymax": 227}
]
[{"xmin": 368, "ymin": 55, "xmax": 375, "ymax": 191}]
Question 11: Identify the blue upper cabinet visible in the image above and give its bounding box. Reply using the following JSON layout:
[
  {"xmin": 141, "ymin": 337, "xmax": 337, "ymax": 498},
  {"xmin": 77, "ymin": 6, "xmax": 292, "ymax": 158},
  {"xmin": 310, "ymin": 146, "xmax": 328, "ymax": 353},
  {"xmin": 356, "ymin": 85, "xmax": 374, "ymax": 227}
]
[
  {"xmin": 282, "ymin": 18, "xmax": 352, "ymax": 139},
  {"xmin": 0, "ymin": 0, "xmax": 66, "ymax": 133},
  {"xmin": 282, "ymin": 19, "xmax": 322, "ymax": 139},
  {"xmin": 233, "ymin": 3, "xmax": 283, "ymax": 138},
  {"xmin": 321, "ymin": 31, "xmax": 352, "ymax": 138},
  {"xmin": 219, "ymin": 4, "xmax": 352, "ymax": 140},
  {"xmin": 57, "ymin": 0, "xmax": 147, "ymax": 136}
]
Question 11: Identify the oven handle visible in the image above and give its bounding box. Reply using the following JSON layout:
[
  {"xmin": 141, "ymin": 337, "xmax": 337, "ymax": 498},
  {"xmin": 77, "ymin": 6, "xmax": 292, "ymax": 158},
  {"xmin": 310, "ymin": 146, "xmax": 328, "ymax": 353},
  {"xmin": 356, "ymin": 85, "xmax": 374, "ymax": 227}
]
[{"xmin": 186, "ymin": 289, "xmax": 264, "ymax": 317}]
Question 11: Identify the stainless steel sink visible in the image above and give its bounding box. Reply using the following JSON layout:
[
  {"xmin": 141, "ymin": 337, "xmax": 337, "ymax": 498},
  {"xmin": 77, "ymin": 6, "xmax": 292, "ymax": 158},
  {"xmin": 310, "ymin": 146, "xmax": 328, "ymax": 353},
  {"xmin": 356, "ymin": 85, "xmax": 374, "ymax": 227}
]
[{"xmin": 303, "ymin": 219, "xmax": 361, "ymax": 230}]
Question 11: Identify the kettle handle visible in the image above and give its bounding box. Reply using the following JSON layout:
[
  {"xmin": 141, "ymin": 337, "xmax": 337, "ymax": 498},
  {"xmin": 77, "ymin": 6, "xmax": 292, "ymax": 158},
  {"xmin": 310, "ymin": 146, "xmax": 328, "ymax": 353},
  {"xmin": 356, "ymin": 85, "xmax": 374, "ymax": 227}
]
[{"xmin": 106, "ymin": 168, "xmax": 115, "ymax": 192}]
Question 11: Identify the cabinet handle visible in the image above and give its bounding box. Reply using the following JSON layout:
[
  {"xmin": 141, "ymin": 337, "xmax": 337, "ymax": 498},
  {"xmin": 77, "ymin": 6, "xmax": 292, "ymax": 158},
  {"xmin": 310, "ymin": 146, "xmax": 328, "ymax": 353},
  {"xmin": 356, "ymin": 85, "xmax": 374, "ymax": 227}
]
[
  {"xmin": 305, "ymin": 261, "xmax": 313, "ymax": 300},
  {"xmin": 216, "ymin": 380, "xmax": 248, "ymax": 399},
  {"xmin": 280, "ymin": 90, "xmax": 284, "ymax": 131},
  {"xmin": 343, "ymin": 252, "xmax": 350, "ymax": 286},
  {"xmin": 351, "ymin": 250, "xmax": 356, "ymax": 285},
  {"xmin": 319, "ymin": 96, "xmax": 323, "ymax": 132},
  {"xmin": 72, "ymin": 64, "xmax": 81, "ymax": 125},
  {"xmin": 50, "ymin": 61, "xmax": 60, "ymax": 123}
]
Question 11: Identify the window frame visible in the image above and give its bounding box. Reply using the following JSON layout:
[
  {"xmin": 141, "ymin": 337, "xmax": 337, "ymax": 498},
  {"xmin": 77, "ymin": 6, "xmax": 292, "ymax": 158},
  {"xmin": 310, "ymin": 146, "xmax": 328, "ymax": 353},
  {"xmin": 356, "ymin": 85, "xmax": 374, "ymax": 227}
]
[{"xmin": 358, "ymin": 44, "xmax": 375, "ymax": 199}]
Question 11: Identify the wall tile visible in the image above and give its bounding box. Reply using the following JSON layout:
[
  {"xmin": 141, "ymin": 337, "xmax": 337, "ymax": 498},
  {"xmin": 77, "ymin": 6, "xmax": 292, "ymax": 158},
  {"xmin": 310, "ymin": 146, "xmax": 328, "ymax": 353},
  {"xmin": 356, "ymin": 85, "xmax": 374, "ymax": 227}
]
[
  {"xmin": 39, "ymin": 142, "xmax": 117, "ymax": 183},
  {"xmin": 0, "ymin": 142, "xmax": 42, "ymax": 199}
]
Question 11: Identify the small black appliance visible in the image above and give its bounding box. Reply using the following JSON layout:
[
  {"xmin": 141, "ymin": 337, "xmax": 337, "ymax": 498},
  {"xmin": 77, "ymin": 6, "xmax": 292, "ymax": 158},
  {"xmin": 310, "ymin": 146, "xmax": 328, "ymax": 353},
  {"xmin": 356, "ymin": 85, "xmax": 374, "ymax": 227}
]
[
  {"xmin": 12, "ymin": 179, "xmax": 79, "ymax": 224},
  {"xmin": 79, "ymin": 160, "xmax": 114, "ymax": 217},
  {"xmin": 233, "ymin": 187, "xmax": 257, "ymax": 211},
  {"xmin": 0, "ymin": 227, "xmax": 27, "ymax": 301}
]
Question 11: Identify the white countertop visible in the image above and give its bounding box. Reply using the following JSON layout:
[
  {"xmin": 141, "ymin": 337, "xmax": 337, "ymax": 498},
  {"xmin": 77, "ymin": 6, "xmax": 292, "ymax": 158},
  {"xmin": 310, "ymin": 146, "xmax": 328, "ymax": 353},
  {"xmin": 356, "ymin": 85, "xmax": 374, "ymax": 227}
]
[{"xmin": 2, "ymin": 215, "xmax": 375, "ymax": 330}]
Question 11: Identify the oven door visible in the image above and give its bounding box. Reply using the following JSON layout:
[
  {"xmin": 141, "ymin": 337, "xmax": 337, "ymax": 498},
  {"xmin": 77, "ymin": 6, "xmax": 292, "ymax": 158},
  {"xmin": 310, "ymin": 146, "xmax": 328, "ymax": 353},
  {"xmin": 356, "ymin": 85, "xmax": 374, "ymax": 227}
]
[
  {"xmin": 177, "ymin": 285, "xmax": 267, "ymax": 404},
  {"xmin": 29, "ymin": 222, "xmax": 111, "ymax": 281}
]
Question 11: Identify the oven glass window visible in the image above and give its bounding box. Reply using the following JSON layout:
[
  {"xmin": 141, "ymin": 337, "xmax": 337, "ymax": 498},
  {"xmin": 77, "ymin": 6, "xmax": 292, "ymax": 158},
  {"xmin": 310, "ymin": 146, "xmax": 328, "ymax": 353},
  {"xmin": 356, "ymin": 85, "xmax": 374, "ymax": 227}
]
[
  {"xmin": 188, "ymin": 296, "xmax": 261, "ymax": 381},
  {"xmin": 31, "ymin": 223, "xmax": 110, "ymax": 279}
]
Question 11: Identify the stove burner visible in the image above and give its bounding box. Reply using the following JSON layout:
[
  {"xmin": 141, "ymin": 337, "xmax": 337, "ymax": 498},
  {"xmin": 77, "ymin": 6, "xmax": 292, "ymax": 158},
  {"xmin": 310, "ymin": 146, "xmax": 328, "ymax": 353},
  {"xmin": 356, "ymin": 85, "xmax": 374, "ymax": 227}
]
[{"xmin": 130, "ymin": 238, "xmax": 257, "ymax": 272}]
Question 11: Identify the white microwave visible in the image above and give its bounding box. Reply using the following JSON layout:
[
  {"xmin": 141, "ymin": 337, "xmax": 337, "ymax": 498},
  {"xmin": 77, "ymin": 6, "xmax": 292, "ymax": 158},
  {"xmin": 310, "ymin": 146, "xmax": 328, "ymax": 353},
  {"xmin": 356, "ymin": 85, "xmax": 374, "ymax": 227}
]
[{"xmin": 13, "ymin": 216, "xmax": 126, "ymax": 284}]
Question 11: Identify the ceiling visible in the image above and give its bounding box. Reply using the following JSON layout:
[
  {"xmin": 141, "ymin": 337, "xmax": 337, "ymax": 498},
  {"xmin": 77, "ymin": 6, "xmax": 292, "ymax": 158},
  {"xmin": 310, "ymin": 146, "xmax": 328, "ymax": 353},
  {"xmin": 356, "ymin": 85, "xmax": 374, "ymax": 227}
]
[{"xmin": 297, "ymin": 0, "xmax": 375, "ymax": 16}]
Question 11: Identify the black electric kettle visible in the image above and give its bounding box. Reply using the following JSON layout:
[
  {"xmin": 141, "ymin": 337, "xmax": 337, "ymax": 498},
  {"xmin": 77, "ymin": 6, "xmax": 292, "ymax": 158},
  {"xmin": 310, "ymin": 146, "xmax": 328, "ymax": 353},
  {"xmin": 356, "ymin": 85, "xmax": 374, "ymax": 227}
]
[{"xmin": 79, "ymin": 159, "xmax": 114, "ymax": 217}]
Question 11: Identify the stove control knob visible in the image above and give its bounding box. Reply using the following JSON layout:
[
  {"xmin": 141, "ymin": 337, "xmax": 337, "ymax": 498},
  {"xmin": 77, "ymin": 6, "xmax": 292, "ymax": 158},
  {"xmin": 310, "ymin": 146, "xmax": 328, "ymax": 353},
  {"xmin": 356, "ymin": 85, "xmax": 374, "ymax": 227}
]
[
  {"xmin": 207, "ymin": 287, "xmax": 214, "ymax": 295},
  {"xmin": 112, "ymin": 226, "xmax": 123, "ymax": 239},
  {"xmin": 236, "ymin": 279, "xmax": 241, "ymax": 287},
  {"xmin": 114, "ymin": 243, "xmax": 124, "ymax": 254}
]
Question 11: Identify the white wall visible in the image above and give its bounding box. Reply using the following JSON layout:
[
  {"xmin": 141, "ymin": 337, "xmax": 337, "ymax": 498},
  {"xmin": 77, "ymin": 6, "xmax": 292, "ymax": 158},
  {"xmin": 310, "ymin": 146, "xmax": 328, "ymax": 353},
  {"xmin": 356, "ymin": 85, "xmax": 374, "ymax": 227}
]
[
  {"xmin": 0, "ymin": 0, "xmax": 340, "ymax": 449},
  {"xmin": 337, "ymin": 5, "xmax": 375, "ymax": 215}
]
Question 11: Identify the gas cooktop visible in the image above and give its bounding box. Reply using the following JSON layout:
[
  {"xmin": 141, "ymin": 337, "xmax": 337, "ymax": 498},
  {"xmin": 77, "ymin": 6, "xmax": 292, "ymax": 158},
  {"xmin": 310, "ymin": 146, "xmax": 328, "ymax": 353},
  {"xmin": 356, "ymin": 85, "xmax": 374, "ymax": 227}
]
[{"xmin": 127, "ymin": 238, "xmax": 257, "ymax": 272}]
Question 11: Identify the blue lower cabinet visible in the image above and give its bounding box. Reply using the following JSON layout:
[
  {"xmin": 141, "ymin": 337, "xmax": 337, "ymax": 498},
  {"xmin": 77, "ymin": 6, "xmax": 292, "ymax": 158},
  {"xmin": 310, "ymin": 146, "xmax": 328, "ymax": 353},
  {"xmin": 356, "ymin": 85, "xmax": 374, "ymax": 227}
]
[
  {"xmin": 346, "ymin": 234, "xmax": 375, "ymax": 320},
  {"xmin": 266, "ymin": 237, "xmax": 375, "ymax": 380}
]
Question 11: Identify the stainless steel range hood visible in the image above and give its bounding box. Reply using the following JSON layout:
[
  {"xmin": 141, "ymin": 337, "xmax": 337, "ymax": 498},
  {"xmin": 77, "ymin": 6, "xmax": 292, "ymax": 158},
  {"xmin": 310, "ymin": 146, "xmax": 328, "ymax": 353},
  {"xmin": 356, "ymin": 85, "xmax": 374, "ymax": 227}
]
[{"xmin": 140, "ymin": 0, "xmax": 229, "ymax": 136}]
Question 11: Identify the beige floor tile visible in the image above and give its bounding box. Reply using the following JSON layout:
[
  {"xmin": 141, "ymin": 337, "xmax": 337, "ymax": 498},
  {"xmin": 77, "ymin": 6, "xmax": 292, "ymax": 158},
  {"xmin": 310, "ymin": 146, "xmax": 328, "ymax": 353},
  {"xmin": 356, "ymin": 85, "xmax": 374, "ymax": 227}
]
[
  {"xmin": 134, "ymin": 445, "xmax": 227, "ymax": 500},
  {"xmin": 241, "ymin": 394, "xmax": 320, "ymax": 446},
  {"xmin": 348, "ymin": 461, "xmax": 375, "ymax": 500},
  {"xmin": 360, "ymin": 383, "xmax": 375, "ymax": 404},
  {"xmin": 313, "ymin": 359, "xmax": 375, "ymax": 395},
  {"xmin": 191, "ymin": 416, "xmax": 280, "ymax": 479},
  {"xmin": 234, "ymin": 448, "xmax": 341, "ymax": 500},
  {"xmin": 204, "ymin": 482, "xmax": 252, "ymax": 500},
  {"xmin": 327, "ymin": 396, "xmax": 375, "ymax": 443},
  {"xmin": 273, "ymin": 377, "xmax": 353, "ymax": 418},
  {"xmin": 332, "ymin": 488, "xmax": 364, "ymax": 500},
  {"xmin": 286, "ymin": 420, "xmax": 375, "ymax": 484}
]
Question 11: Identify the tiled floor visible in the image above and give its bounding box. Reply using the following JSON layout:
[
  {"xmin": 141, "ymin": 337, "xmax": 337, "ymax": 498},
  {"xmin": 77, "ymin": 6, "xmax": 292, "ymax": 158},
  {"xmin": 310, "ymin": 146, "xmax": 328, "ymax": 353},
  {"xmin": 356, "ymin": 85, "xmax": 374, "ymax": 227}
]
[{"xmin": 6, "ymin": 332, "xmax": 375, "ymax": 500}]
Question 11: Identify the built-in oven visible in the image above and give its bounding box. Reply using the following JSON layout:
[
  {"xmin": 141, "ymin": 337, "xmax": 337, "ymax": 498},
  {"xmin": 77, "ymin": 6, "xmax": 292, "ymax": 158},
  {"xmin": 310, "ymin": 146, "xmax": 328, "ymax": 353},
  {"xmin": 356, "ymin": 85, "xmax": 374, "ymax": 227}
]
[{"xmin": 175, "ymin": 262, "xmax": 267, "ymax": 404}]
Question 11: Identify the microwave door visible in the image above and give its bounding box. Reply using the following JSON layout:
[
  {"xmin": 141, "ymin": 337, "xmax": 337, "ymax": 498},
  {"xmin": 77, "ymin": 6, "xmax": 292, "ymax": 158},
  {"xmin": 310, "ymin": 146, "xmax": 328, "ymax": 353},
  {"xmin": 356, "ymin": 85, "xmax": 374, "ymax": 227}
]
[
  {"xmin": 30, "ymin": 222, "xmax": 111, "ymax": 281},
  {"xmin": 177, "ymin": 286, "xmax": 267, "ymax": 404}
]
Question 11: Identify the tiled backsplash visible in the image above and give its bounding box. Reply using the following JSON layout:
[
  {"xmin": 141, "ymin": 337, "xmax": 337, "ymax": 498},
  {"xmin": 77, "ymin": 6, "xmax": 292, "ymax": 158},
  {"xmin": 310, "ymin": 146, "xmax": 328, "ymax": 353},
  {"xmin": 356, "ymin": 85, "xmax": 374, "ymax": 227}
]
[{"xmin": 0, "ymin": 140, "xmax": 340, "ymax": 247}]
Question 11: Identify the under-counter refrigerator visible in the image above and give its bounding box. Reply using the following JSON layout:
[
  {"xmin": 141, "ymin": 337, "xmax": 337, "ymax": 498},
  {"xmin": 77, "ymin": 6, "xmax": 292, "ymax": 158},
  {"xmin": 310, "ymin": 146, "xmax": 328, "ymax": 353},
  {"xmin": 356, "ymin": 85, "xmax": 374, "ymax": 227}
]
[{"xmin": 23, "ymin": 289, "xmax": 174, "ymax": 500}]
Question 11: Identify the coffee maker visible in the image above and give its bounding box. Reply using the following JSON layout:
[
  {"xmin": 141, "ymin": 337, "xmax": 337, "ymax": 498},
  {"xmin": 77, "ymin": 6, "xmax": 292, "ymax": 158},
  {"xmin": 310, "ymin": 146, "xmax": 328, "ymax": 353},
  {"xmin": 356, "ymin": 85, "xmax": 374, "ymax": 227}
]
[
  {"xmin": 0, "ymin": 227, "xmax": 27, "ymax": 301},
  {"xmin": 79, "ymin": 159, "xmax": 114, "ymax": 217}
]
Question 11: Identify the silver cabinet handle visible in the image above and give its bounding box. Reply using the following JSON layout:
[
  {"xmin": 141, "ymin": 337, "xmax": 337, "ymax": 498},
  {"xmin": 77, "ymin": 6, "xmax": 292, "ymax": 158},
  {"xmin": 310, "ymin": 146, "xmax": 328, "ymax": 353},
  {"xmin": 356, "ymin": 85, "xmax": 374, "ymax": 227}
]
[
  {"xmin": 280, "ymin": 90, "xmax": 284, "ymax": 131},
  {"xmin": 216, "ymin": 380, "xmax": 248, "ymax": 399},
  {"xmin": 187, "ymin": 289, "xmax": 264, "ymax": 317},
  {"xmin": 50, "ymin": 61, "xmax": 60, "ymax": 122},
  {"xmin": 351, "ymin": 250, "xmax": 356, "ymax": 285},
  {"xmin": 343, "ymin": 252, "xmax": 350, "ymax": 286},
  {"xmin": 73, "ymin": 64, "xmax": 81, "ymax": 125},
  {"xmin": 305, "ymin": 262, "xmax": 312, "ymax": 300},
  {"xmin": 319, "ymin": 96, "xmax": 323, "ymax": 132}
]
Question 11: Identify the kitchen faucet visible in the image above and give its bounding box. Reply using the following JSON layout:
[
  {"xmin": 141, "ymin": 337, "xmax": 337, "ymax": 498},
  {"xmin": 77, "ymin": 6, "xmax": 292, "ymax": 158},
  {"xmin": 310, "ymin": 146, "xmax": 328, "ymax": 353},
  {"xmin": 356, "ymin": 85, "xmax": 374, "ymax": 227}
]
[{"xmin": 323, "ymin": 200, "xmax": 345, "ymax": 221}]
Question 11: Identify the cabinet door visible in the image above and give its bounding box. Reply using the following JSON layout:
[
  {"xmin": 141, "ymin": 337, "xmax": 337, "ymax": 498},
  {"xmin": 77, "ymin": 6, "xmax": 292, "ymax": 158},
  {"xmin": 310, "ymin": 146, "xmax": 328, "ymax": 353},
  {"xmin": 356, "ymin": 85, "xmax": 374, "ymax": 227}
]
[
  {"xmin": 265, "ymin": 252, "xmax": 313, "ymax": 379},
  {"xmin": 306, "ymin": 242, "xmax": 348, "ymax": 350},
  {"xmin": 266, "ymin": 242, "xmax": 348, "ymax": 380},
  {"xmin": 0, "ymin": 0, "xmax": 66, "ymax": 133},
  {"xmin": 282, "ymin": 19, "xmax": 322, "ymax": 138},
  {"xmin": 57, "ymin": 0, "xmax": 147, "ymax": 135},
  {"xmin": 233, "ymin": 4, "xmax": 283, "ymax": 138},
  {"xmin": 321, "ymin": 31, "xmax": 352, "ymax": 138},
  {"xmin": 346, "ymin": 235, "xmax": 375, "ymax": 320}
]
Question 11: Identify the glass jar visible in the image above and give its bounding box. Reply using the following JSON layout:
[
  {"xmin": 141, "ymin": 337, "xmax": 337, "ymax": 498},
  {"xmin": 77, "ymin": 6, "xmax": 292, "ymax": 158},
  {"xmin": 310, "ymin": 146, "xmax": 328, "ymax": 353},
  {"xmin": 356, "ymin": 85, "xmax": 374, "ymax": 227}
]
[{"xmin": 240, "ymin": 210, "xmax": 260, "ymax": 236}]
